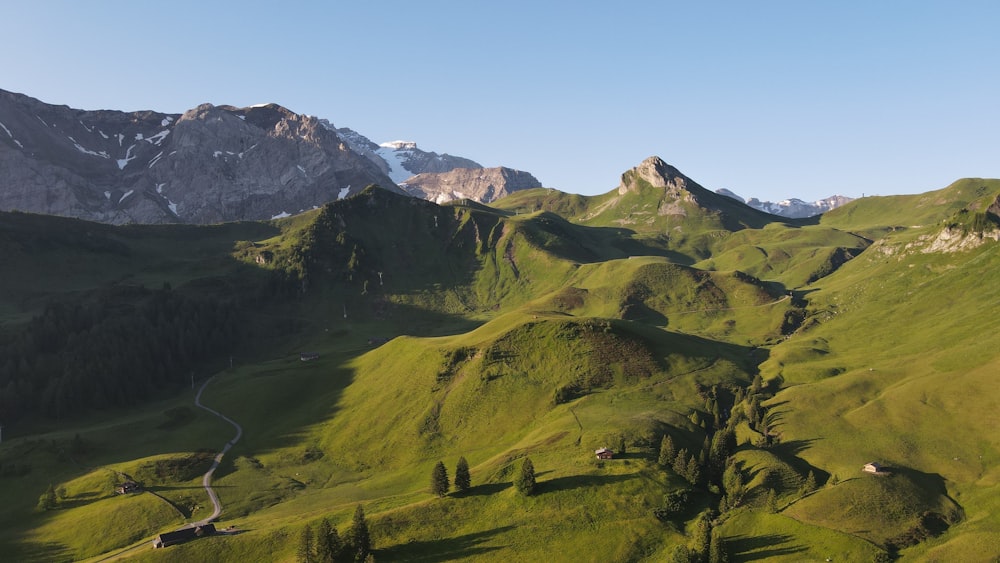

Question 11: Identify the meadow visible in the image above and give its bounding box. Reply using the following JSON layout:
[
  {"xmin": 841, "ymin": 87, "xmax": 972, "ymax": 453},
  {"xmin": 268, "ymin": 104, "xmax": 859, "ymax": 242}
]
[{"xmin": 0, "ymin": 179, "xmax": 998, "ymax": 561}]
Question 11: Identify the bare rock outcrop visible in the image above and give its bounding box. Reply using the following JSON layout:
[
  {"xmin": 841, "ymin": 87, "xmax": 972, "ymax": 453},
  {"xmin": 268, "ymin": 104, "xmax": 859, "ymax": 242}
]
[
  {"xmin": 400, "ymin": 167, "xmax": 542, "ymax": 204},
  {"xmin": 0, "ymin": 90, "xmax": 401, "ymax": 224}
]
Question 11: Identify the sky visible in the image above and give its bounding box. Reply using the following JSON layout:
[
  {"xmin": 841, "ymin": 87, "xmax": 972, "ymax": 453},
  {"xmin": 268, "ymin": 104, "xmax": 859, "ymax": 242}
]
[{"xmin": 4, "ymin": 1, "xmax": 998, "ymax": 202}]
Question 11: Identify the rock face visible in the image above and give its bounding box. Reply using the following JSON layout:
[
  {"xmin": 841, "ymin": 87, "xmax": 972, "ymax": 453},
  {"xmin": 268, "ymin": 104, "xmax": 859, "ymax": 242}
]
[
  {"xmin": 0, "ymin": 89, "xmax": 401, "ymax": 224},
  {"xmin": 334, "ymin": 128, "xmax": 482, "ymax": 184},
  {"xmin": 618, "ymin": 156, "xmax": 696, "ymax": 198},
  {"xmin": 335, "ymin": 127, "xmax": 541, "ymax": 204},
  {"xmin": 401, "ymin": 167, "xmax": 542, "ymax": 204},
  {"xmin": 717, "ymin": 188, "xmax": 853, "ymax": 218}
]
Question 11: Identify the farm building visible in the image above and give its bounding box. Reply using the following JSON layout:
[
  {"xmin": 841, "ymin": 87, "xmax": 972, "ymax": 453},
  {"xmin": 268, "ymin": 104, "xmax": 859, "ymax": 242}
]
[
  {"xmin": 595, "ymin": 447, "xmax": 614, "ymax": 460},
  {"xmin": 863, "ymin": 462, "xmax": 885, "ymax": 474},
  {"xmin": 300, "ymin": 352, "xmax": 320, "ymax": 362},
  {"xmin": 153, "ymin": 524, "xmax": 216, "ymax": 548},
  {"xmin": 115, "ymin": 481, "xmax": 141, "ymax": 495}
]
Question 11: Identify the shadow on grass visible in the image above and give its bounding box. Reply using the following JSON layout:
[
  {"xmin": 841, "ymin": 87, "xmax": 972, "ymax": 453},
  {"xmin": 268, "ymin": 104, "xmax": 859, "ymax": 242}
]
[
  {"xmin": 453, "ymin": 482, "xmax": 512, "ymax": 497},
  {"xmin": 15, "ymin": 540, "xmax": 73, "ymax": 562},
  {"xmin": 612, "ymin": 452, "xmax": 654, "ymax": 461},
  {"xmin": 727, "ymin": 533, "xmax": 807, "ymax": 561},
  {"xmin": 537, "ymin": 473, "xmax": 636, "ymax": 495},
  {"xmin": 769, "ymin": 438, "xmax": 818, "ymax": 459},
  {"xmin": 378, "ymin": 525, "xmax": 514, "ymax": 562}
]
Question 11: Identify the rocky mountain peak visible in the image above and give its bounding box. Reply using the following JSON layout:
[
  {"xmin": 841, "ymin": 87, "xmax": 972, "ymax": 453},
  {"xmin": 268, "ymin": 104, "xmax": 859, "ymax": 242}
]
[
  {"xmin": 618, "ymin": 156, "xmax": 694, "ymax": 196},
  {"xmin": 0, "ymin": 89, "xmax": 401, "ymax": 224}
]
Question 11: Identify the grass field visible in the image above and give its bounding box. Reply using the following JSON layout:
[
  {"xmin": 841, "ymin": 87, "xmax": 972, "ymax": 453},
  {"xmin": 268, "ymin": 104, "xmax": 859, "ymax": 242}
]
[{"xmin": 1, "ymin": 179, "xmax": 999, "ymax": 561}]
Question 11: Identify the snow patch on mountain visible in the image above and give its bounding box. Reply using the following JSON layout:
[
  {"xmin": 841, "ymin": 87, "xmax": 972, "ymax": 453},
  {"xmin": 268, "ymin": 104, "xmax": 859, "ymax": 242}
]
[
  {"xmin": 376, "ymin": 141, "xmax": 419, "ymax": 183},
  {"xmin": 117, "ymin": 144, "xmax": 137, "ymax": 170}
]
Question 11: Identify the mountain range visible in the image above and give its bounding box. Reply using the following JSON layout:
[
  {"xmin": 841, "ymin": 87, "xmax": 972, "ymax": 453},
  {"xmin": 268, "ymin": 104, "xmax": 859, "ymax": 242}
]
[
  {"xmin": 1, "ymin": 89, "xmax": 843, "ymax": 224},
  {"xmin": 716, "ymin": 188, "xmax": 854, "ymax": 218},
  {"xmin": 3, "ymin": 91, "xmax": 996, "ymax": 562}
]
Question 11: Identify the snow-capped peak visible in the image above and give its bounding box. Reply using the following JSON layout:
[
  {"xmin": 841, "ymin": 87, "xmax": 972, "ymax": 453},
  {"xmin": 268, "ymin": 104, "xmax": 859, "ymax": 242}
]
[{"xmin": 379, "ymin": 140, "xmax": 418, "ymax": 150}]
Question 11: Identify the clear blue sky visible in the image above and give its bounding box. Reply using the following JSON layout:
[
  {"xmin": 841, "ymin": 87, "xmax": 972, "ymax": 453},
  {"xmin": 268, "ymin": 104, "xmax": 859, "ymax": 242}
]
[{"xmin": 4, "ymin": 1, "xmax": 998, "ymax": 201}]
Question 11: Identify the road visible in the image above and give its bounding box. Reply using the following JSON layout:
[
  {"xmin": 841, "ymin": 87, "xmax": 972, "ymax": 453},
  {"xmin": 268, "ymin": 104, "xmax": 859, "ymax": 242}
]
[
  {"xmin": 193, "ymin": 375, "xmax": 243, "ymax": 525},
  {"xmin": 92, "ymin": 375, "xmax": 243, "ymax": 561}
]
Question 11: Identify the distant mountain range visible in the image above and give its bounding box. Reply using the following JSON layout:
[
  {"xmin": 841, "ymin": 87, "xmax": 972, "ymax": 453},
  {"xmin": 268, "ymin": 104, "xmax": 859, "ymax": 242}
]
[
  {"xmin": 716, "ymin": 188, "xmax": 853, "ymax": 218},
  {"xmin": 0, "ymin": 88, "xmax": 846, "ymax": 223},
  {"xmin": 333, "ymin": 128, "xmax": 542, "ymax": 204}
]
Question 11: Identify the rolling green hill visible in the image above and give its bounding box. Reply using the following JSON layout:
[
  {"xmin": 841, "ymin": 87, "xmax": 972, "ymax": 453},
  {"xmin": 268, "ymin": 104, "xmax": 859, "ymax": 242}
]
[{"xmin": 0, "ymin": 168, "xmax": 998, "ymax": 562}]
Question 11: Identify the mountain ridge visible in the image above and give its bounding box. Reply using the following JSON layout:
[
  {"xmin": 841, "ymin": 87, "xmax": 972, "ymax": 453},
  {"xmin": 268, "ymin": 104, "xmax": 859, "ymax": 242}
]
[{"xmin": 0, "ymin": 89, "xmax": 402, "ymax": 224}]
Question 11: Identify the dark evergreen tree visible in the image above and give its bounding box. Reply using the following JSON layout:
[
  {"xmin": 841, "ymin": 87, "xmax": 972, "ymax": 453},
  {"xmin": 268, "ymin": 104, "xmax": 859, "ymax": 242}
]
[
  {"xmin": 658, "ymin": 434, "xmax": 677, "ymax": 467},
  {"xmin": 454, "ymin": 456, "xmax": 471, "ymax": 493},
  {"xmin": 709, "ymin": 531, "xmax": 729, "ymax": 563},
  {"xmin": 348, "ymin": 504, "xmax": 371, "ymax": 562},
  {"xmin": 515, "ymin": 457, "xmax": 536, "ymax": 495},
  {"xmin": 673, "ymin": 448, "xmax": 690, "ymax": 478},
  {"xmin": 298, "ymin": 523, "xmax": 316, "ymax": 563},
  {"xmin": 709, "ymin": 428, "xmax": 736, "ymax": 482},
  {"xmin": 431, "ymin": 460, "xmax": 449, "ymax": 497},
  {"xmin": 691, "ymin": 511, "xmax": 713, "ymax": 562},
  {"xmin": 316, "ymin": 517, "xmax": 342, "ymax": 563},
  {"xmin": 685, "ymin": 456, "xmax": 703, "ymax": 486},
  {"xmin": 37, "ymin": 484, "xmax": 57, "ymax": 511},
  {"xmin": 764, "ymin": 488, "xmax": 778, "ymax": 513},
  {"xmin": 801, "ymin": 470, "xmax": 818, "ymax": 495}
]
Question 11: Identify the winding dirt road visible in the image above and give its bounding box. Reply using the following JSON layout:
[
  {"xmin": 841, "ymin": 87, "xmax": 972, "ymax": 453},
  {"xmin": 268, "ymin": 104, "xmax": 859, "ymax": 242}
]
[{"xmin": 193, "ymin": 375, "xmax": 243, "ymax": 524}]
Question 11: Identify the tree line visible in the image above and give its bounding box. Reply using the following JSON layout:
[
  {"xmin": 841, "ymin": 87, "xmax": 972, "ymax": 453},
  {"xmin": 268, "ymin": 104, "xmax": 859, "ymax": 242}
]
[
  {"xmin": 297, "ymin": 504, "xmax": 373, "ymax": 563},
  {"xmin": 0, "ymin": 284, "xmax": 243, "ymax": 422}
]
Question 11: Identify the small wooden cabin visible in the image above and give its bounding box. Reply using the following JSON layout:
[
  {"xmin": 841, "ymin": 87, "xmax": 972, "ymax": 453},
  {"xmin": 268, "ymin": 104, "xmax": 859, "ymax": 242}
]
[
  {"xmin": 595, "ymin": 447, "xmax": 614, "ymax": 460},
  {"xmin": 862, "ymin": 462, "xmax": 885, "ymax": 474},
  {"xmin": 153, "ymin": 524, "xmax": 216, "ymax": 548},
  {"xmin": 115, "ymin": 481, "xmax": 141, "ymax": 495}
]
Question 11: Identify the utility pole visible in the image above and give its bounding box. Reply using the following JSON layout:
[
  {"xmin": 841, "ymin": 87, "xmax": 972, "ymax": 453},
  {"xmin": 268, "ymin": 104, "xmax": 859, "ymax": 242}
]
[{"xmin": 191, "ymin": 371, "xmax": 195, "ymax": 390}]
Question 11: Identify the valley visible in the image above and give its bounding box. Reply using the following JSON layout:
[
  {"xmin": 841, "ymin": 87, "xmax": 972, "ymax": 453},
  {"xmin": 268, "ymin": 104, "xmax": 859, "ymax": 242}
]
[{"xmin": 0, "ymin": 161, "xmax": 998, "ymax": 562}]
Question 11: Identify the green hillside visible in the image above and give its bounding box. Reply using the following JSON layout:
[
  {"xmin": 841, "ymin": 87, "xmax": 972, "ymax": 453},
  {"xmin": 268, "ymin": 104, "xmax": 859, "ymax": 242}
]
[{"xmin": 0, "ymin": 173, "xmax": 998, "ymax": 562}]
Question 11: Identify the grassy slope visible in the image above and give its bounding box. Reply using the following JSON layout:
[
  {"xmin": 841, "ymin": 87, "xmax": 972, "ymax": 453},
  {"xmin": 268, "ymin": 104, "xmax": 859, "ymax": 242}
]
[
  {"xmin": 2, "ymin": 178, "xmax": 999, "ymax": 561},
  {"xmin": 751, "ymin": 180, "xmax": 1000, "ymax": 559}
]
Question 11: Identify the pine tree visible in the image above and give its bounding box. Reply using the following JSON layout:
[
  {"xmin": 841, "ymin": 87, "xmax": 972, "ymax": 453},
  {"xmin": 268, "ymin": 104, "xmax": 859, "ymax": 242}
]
[
  {"xmin": 316, "ymin": 518, "xmax": 342, "ymax": 563},
  {"xmin": 685, "ymin": 456, "xmax": 703, "ymax": 486},
  {"xmin": 431, "ymin": 461, "xmax": 449, "ymax": 497},
  {"xmin": 801, "ymin": 470, "xmax": 818, "ymax": 495},
  {"xmin": 708, "ymin": 531, "xmax": 729, "ymax": 563},
  {"xmin": 691, "ymin": 511, "xmax": 713, "ymax": 561},
  {"xmin": 348, "ymin": 504, "xmax": 371, "ymax": 562},
  {"xmin": 673, "ymin": 448, "xmax": 690, "ymax": 478},
  {"xmin": 658, "ymin": 434, "xmax": 677, "ymax": 467},
  {"xmin": 298, "ymin": 524, "xmax": 316, "ymax": 563},
  {"xmin": 37, "ymin": 484, "xmax": 57, "ymax": 511},
  {"xmin": 764, "ymin": 488, "xmax": 778, "ymax": 513},
  {"xmin": 515, "ymin": 457, "xmax": 536, "ymax": 495},
  {"xmin": 454, "ymin": 456, "xmax": 471, "ymax": 493}
]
